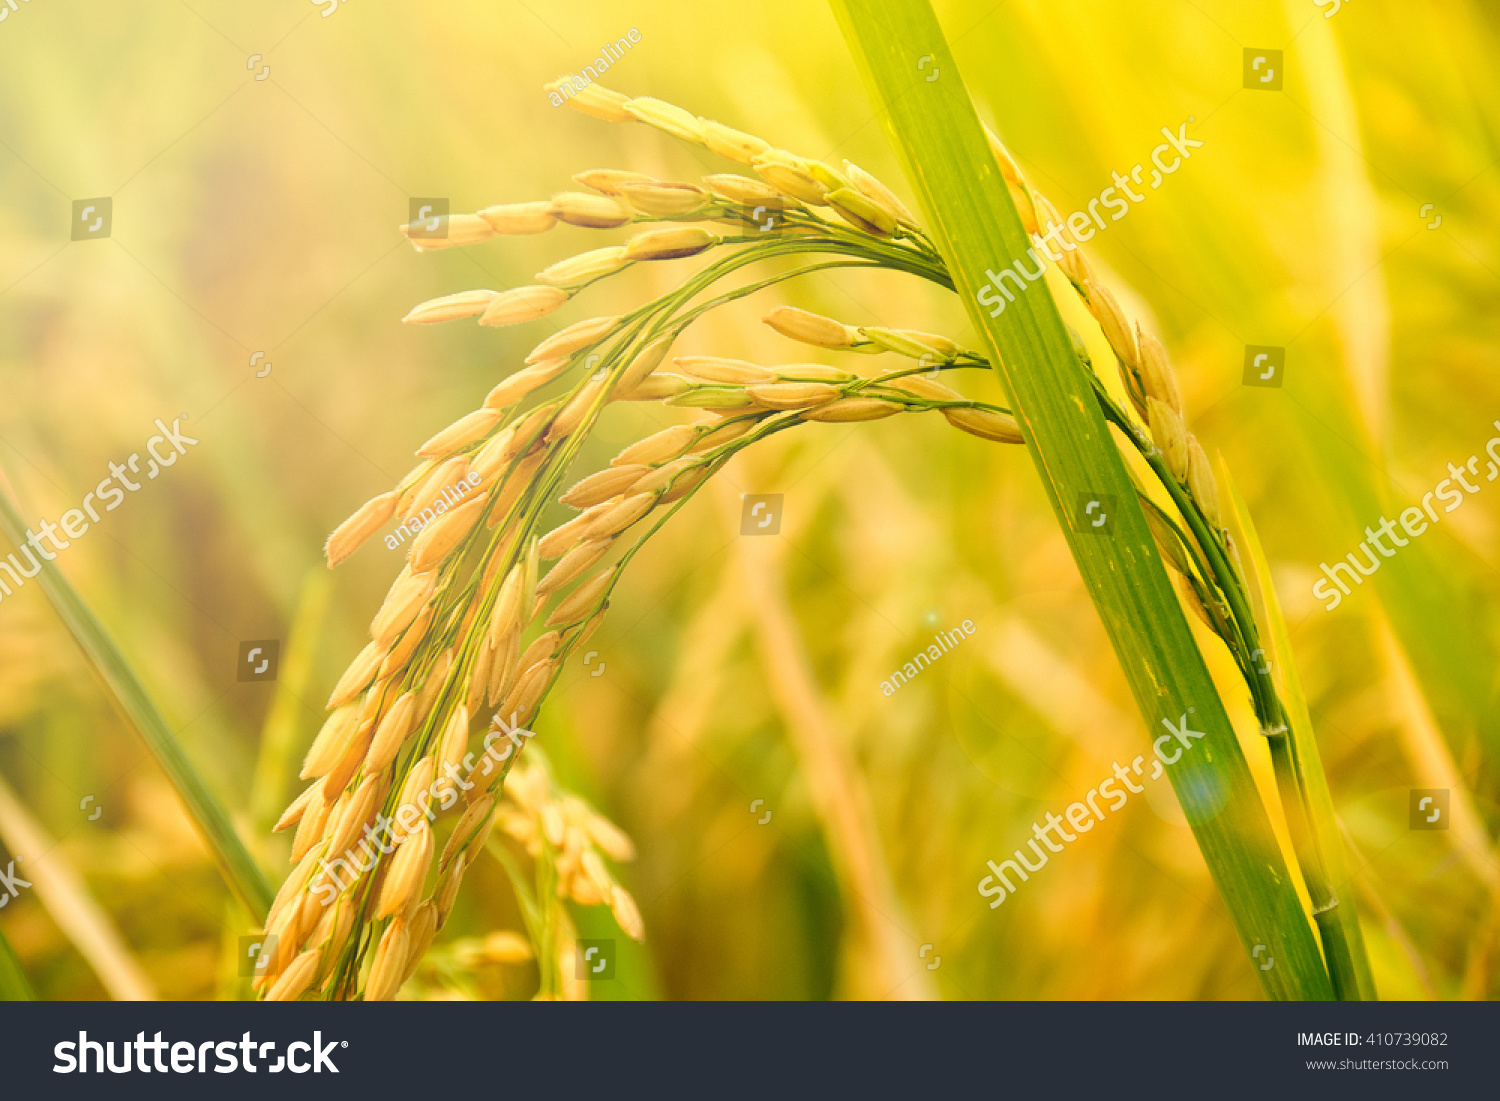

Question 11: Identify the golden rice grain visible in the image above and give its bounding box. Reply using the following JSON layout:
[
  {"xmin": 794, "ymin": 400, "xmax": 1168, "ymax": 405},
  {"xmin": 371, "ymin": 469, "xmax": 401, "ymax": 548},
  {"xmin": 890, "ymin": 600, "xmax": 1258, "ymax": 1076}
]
[
  {"xmin": 658, "ymin": 468, "xmax": 709, "ymax": 504},
  {"xmin": 377, "ymin": 823, "xmax": 433, "ymax": 921},
  {"xmin": 546, "ymin": 376, "xmax": 608, "ymax": 443},
  {"xmin": 618, "ymin": 181, "xmax": 711, "ymax": 218},
  {"xmin": 1148, "ymin": 397, "xmax": 1190, "ymax": 481},
  {"xmin": 982, "ymin": 126, "xmax": 1024, "ymax": 186},
  {"xmin": 401, "ymin": 902, "xmax": 438, "ymax": 984},
  {"xmin": 700, "ymin": 120, "xmax": 771, "ymax": 165},
  {"xmin": 304, "ymin": 706, "xmax": 363, "ymax": 778},
  {"xmin": 941, "ymin": 407, "xmax": 1025, "ymax": 444},
  {"xmin": 404, "ymin": 456, "xmax": 474, "ymax": 521},
  {"xmin": 747, "ymin": 381, "xmax": 841, "ymax": 410},
  {"xmin": 483, "ymin": 357, "xmax": 570, "ymax": 411},
  {"xmin": 439, "ymin": 704, "xmax": 470, "ymax": 772},
  {"xmin": 479, "ymin": 285, "xmax": 571, "ymax": 327},
  {"xmin": 398, "ymin": 756, "xmax": 437, "ymax": 816},
  {"xmin": 584, "ymin": 491, "xmax": 657, "ymax": 541},
  {"xmin": 619, "ymin": 372, "xmax": 691, "ymax": 401},
  {"xmin": 580, "ymin": 850, "xmax": 613, "ymax": 899},
  {"xmin": 400, "ymin": 213, "xmax": 495, "ymax": 251},
  {"xmin": 1142, "ymin": 503, "xmax": 1192, "ymax": 576},
  {"xmin": 843, "ymin": 160, "xmax": 919, "ymax": 227},
  {"xmin": 611, "ymin": 885, "xmax": 645, "ymax": 942},
  {"xmin": 687, "ymin": 416, "xmax": 757, "ymax": 453},
  {"xmin": 883, "ymin": 374, "xmax": 963, "ymax": 402},
  {"xmin": 370, "ymin": 571, "xmax": 434, "ymax": 650},
  {"xmin": 365, "ymin": 921, "xmax": 410, "ymax": 1002},
  {"xmin": 517, "ymin": 631, "xmax": 562, "ymax": 676},
  {"xmin": 267, "ymin": 845, "xmax": 323, "ymax": 932},
  {"xmin": 365, "ymin": 691, "xmax": 416, "ymax": 775},
  {"xmin": 485, "ymin": 451, "xmax": 546, "ymax": 532},
  {"xmin": 321, "ymin": 719, "xmax": 375, "ymax": 798},
  {"xmin": 440, "ymin": 795, "xmax": 495, "ymax": 872},
  {"xmin": 613, "ymin": 424, "xmax": 698, "ymax": 466},
  {"xmin": 800, "ymin": 397, "xmax": 901, "ymax": 422},
  {"xmin": 763, "ymin": 306, "xmax": 858, "ymax": 349},
  {"xmin": 487, "ymin": 564, "xmax": 524, "ymax": 645},
  {"xmin": 826, "ymin": 187, "xmax": 898, "ymax": 237},
  {"xmin": 273, "ymin": 779, "xmax": 323, "ymax": 834},
  {"xmin": 466, "ymin": 812, "xmax": 495, "ymax": 858},
  {"xmin": 538, "ymin": 245, "xmax": 631, "ymax": 287},
  {"xmin": 562, "ymin": 465, "xmax": 648, "ymax": 509},
  {"xmin": 402, "ymin": 290, "xmax": 499, "ymax": 325},
  {"xmin": 500, "ymin": 659, "xmax": 554, "ymax": 724},
  {"xmin": 572, "ymin": 169, "xmax": 656, "ymax": 196},
  {"xmin": 537, "ymin": 538, "xmax": 612, "ymax": 597},
  {"xmin": 537, "ymin": 507, "xmax": 602, "ymax": 560},
  {"xmin": 752, "ymin": 149, "xmax": 829, "ymax": 205},
  {"xmin": 409, "ymin": 495, "xmax": 487, "ymax": 572},
  {"xmin": 435, "ymin": 865, "xmax": 463, "ymax": 926},
  {"xmin": 477, "ymin": 201, "xmax": 557, "ymax": 235},
  {"xmin": 625, "ymin": 96, "xmax": 704, "ymax": 143},
  {"xmin": 547, "ymin": 78, "xmax": 633, "ymax": 122},
  {"xmin": 585, "ymin": 814, "xmax": 636, "ymax": 862},
  {"xmin": 541, "ymin": 803, "xmax": 566, "ymax": 848},
  {"xmin": 1005, "ymin": 177, "xmax": 1040, "ymax": 235},
  {"xmin": 527, "ymin": 315, "xmax": 620, "ymax": 364},
  {"xmin": 701, "ymin": 173, "xmax": 785, "ymax": 206},
  {"xmin": 674, "ymin": 355, "xmax": 777, "ymax": 385},
  {"xmin": 1085, "ymin": 280, "xmax": 1139, "ymax": 370},
  {"xmin": 487, "ymin": 627, "xmax": 520, "ymax": 707},
  {"xmin": 415, "ymin": 648, "xmax": 454, "ymax": 725},
  {"xmin": 469, "ymin": 430, "xmax": 517, "ymax": 484},
  {"xmin": 1186, "ymin": 437, "xmax": 1221, "ymax": 529},
  {"xmin": 859, "ymin": 326, "xmax": 957, "ymax": 360},
  {"xmin": 379, "ymin": 604, "xmax": 431, "ymax": 679},
  {"xmin": 416, "ymin": 409, "xmax": 502, "ymax": 459},
  {"xmin": 478, "ymin": 930, "xmax": 534, "ymax": 963},
  {"xmin": 1136, "ymin": 325, "xmax": 1183, "ymax": 415},
  {"xmin": 265, "ymin": 949, "xmax": 320, "ymax": 1001},
  {"xmin": 325, "ymin": 491, "xmax": 397, "ymax": 568},
  {"xmin": 549, "ymin": 191, "xmax": 630, "ymax": 229},
  {"xmin": 290, "ymin": 795, "xmax": 331, "ymax": 863},
  {"xmin": 546, "ymin": 567, "xmax": 616, "ymax": 628},
  {"xmin": 622, "ymin": 225, "xmax": 717, "ymax": 261},
  {"xmin": 327, "ymin": 775, "xmax": 380, "ymax": 860}
]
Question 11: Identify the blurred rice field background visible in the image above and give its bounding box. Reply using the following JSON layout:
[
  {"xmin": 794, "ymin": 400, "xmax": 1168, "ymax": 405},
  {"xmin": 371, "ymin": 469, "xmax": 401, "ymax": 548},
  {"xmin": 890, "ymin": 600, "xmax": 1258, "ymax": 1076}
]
[{"xmin": 1, "ymin": 0, "xmax": 1497, "ymax": 999}]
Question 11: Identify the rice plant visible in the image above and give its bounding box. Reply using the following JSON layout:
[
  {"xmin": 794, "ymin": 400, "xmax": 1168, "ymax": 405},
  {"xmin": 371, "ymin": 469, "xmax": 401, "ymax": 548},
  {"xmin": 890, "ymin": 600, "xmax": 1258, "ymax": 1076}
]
[{"xmin": 247, "ymin": 0, "xmax": 1374, "ymax": 1001}]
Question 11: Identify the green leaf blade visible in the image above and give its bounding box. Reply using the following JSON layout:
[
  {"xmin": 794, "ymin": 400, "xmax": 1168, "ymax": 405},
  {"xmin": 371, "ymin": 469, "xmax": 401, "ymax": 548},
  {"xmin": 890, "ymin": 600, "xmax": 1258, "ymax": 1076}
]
[
  {"xmin": 830, "ymin": 0, "xmax": 1332, "ymax": 998},
  {"xmin": 0, "ymin": 483, "xmax": 274, "ymax": 922}
]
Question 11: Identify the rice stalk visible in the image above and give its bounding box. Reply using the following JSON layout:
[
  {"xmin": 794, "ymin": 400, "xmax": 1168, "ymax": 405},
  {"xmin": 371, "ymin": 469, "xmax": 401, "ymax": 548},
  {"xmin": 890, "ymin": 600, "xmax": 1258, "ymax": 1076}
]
[{"xmin": 269, "ymin": 42, "xmax": 1363, "ymax": 997}]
